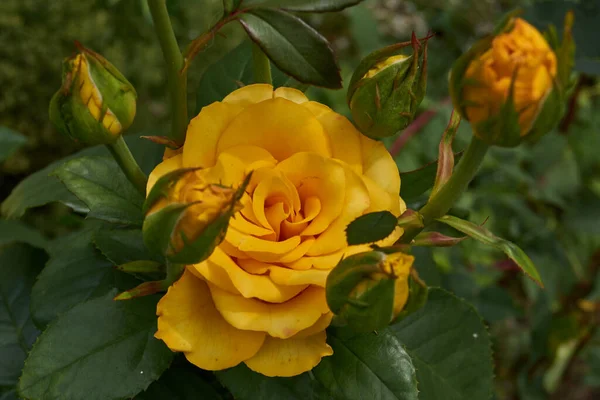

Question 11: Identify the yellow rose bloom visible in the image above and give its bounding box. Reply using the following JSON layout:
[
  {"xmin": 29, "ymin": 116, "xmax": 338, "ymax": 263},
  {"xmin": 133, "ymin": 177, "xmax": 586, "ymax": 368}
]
[
  {"xmin": 149, "ymin": 84, "xmax": 406, "ymax": 377},
  {"xmin": 463, "ymin": 18, "xmax": 557, "ymax": 136}
]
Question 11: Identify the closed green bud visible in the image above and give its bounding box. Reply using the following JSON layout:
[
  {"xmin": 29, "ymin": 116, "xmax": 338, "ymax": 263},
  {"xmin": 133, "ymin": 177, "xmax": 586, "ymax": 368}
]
[
  {"xmin": 326, "ymin": 250, "xmax": 413, "ymax": 333},
  {"xmin": 347, "ymin": 33, "xmax": 429, "ymax": 139},
  {"xmin": 49, "ymin": 42, "xmax": 137, "ymax": 145}
]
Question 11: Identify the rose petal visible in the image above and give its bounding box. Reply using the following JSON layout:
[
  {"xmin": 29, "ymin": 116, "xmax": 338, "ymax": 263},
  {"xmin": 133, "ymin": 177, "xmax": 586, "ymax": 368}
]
[
  {"xmin": 359, "ymin": 134, "xmax": 401, "ymax": 196},
  {"xmin": 217, "ymin": 98, "xmax": 331, "ymax": 161},
  {"xmin": 222, "ymin": 83, "xmax": 274, "ymax": 107},
  {"xmin": 155, "ymin": 269, "xmax": 265, "ymax": 370},
  {"xmin": 193, "ymin": 248, "xmax": 307, "ymax": 303},
  {"xmin": 274, "ymin": 87, "xmax": 309, "ymax": 104},
  {"xmin": 147, "ymin": 153, "xmax": 183, "ymax": 194},
  {"xmin": 184, "ymin": 102, "xmax": 244, "ymax": 168},
  {"xmin": 276, "ymin": 152, "xmax": 346, "ymax": 236},
  {"xmin": 209, "ymin": 284, "xmax": 329, "ymax": 339},
  {"xmin": 244, "ymin": 331, "xmax": 333, "ymax": 377}
]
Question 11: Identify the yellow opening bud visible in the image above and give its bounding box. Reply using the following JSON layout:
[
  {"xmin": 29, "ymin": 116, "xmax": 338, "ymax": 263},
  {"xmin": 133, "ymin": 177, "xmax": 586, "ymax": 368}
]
[
  {"xmin": 49, "ymin": 43, "xmax": 137, "ymax": 146},
  {"xmin": 463, "ymin": 18, "xmax": 557, "ymax": 136}
]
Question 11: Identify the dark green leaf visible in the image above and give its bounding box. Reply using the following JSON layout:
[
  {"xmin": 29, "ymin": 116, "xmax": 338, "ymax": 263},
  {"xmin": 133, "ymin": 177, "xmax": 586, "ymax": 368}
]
[
  {"xmin": 239, "ymin": 8, "xmax": 342, "ymax": 88},
  {"xmin": 345, "ymin": 211, "xmax": 398, "ymax": 245},
  {"xmin": 1, "ymin": 135, "xmax": 156, "ymax": 219},
  {"xmin": 0, "ymin": 220, "xmax": 48, "ymax": 249},
  {"xmin": 437, "ymin": 215, "xmax": 543, "ymax": 286},
  {"xmin": 136, "ymin": 363, "xmax": 224, "ymax": 400},
  {"xmin": 244, "ymin": 0, "xmax": 364, "ymax": 12},
  {"xmin": 195, "ymin": 40, "xmax": 300, "ymax": 114},
  {"xmin": 217, "ymin": 364, "xmax": 327, "ymax": 400},
  {"xmin": 393, "ymin": 288, "xmax": 494, "ymax": 400},
  {"xmin": 313, "ymin": 328, "xmax": 418, "ymax": 400},
  {"xmin": 94, "ymin": 227, "xmax": 161, "ymax": 265},
  {"xmin": 0, "ymin": 244, "xmax": 47, "ymax": 387},
  {"xmin": 52, "ymin": 156, "xmax": 145, "ymax": 226},
  {"xmin": 30, "ymin": 222, "xmax": 127, "ymax": 327},
  {"xmin": 19, "ymin": 293, "xmax": 173, "ymax": 400},
  {"xmin": 0, "ymin": 127, "xmax": 27, "ymax": 162},
  {"xmin": 218, "ymin": 328, "xmax": 418, "ymax": 400}
]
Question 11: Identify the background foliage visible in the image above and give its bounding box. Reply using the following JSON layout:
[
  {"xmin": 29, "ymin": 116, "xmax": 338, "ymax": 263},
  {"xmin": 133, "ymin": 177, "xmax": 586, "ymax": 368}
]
[{"xmin": 1, "ymin": 0, "xmax": 599, "ymax": 399}]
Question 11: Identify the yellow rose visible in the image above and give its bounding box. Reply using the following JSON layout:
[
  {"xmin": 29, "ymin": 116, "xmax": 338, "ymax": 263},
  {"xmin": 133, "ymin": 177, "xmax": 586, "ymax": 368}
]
[
  {"xmin": 149, "ymin": 84, "xmax": 406, "ymax": 377},
  {"xmin": 462, "ymin": 18, "xmax": 557, "ymax": 137}
]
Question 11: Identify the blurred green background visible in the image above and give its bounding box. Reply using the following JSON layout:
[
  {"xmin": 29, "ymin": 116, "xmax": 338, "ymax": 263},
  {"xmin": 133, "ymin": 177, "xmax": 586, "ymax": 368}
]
[{"xmin": 1, "ymin": 0, "xmax": 599, "ymax": 399}]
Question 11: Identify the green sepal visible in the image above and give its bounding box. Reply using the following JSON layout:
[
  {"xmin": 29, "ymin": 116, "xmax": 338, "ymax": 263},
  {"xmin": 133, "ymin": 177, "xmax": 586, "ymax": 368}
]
[
  {"xmin": 116, "ymin": 260, "xmax": 163, "ymax": 275},
  {"xmin": 392, "ymin": 272, "xmax": 428, "ymax": 323},
  {"xmin": 143, "ymin": 202, "xmax": 196, "ymax": 258},
  {"xmin": 430, "ymin": 111, "xmax": 461, "ymax": 198},
  {"xmin": 341, "ymin": 278, "xmax": 396, "ymax": 333},
  {"xmin": 143, "ymin": 167, "xmax": 201, "ymax": 213},
  {"xmin": 474, "ymin": 85, "xmax": 522, "ymax": 147},
  {"xmin": 78, "ymin": 44, "xmax": 137, "ymax": 129},
  {"xmin": 437, "ymin": 215, "xmax": 543, "ymax": 287},
  {"xmin": 411, "ymin": 231, "xmax": 466, "ymax": 247}
]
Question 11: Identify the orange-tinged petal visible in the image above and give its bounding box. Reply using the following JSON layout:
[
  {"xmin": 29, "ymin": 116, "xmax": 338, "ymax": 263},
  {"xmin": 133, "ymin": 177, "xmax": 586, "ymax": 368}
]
[
  {"xmin": 217, "ymin": 98, "xmax": 331, "ymax": 161},
  {"xmin": 274, "ymin": 87, "xmax": 309, "ymax": 104},
  {"xmin": 303, "ymin": 101, "xmax": 363, "ymax": 174},
  {"xmin": 147, "ymin": 153, "xmax": 183, "ymax": 194},
  {"xmin": 155, "ymin": 269, "xmax": 265, "ymax": 370},
  {"xmin": 183, "ymin": 102, "xmax": 244, "ymax": 168},
  {"xmin": 244, "ymin": 331, "xmax": 333, "ymax": 377},
  {"xmin": 229, "ymin": 213, "xmax": 273, "ymax": 237},
  {"xmin": 194, "ymin": 251, "xmax": 307, "ymax": 303},
  {"xmin": 222, "ymin": 83, "xmax": 273, "ymax": 107},
  {"xmin": 209, "ymin": 284, "xmax": 330, "ymax": 339},
  {"xmin": 276, "ymin": 152, "xmax": 346, "ymax": 236}
]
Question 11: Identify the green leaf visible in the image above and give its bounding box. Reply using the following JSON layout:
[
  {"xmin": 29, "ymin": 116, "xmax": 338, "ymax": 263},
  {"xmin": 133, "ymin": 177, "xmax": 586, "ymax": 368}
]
[
  {"xmin": 345, "ymin": 211, "xmax": 398, "ymax": 245},
  {"xmin": 0, "ymin": 244, "xmax": 47, "ymax": 387},
  {"xmin": 0, "ymin": 220, "xmax": 48, "ymax": 249},
  {"xmin": 218, "ymin": 328, "xmax": 419, "ymax": 400},
  {"xmin": 244, "ymin": 0, "xmax": 364, "ymax": 12},
  {"xmin": 217, "ymin": 364, "xmax": 326, "ymax": 400},
  {"xmin": 94, "ymin": 227, "xmax": 161, "ymax": 265},
  {"xmin": 437, "ymin": 215, "xmax": 543, "ymax": 286},
  {"xmin": 18, "ymin": 293, "xmax": 173, "ymax": 400},
  {"xmin": 136, "ymin": 363, "xmax": 224, "ymax": 399},
  {"xmin": 0, "ymin": 127, "xmax": 27, "ymax": 162},
  {"xmin": 53, "ymin": 156, "xmax": 145, "ymax": 226},
  {"xmin": 30, "ymin": 222, "xmax": 130, "ymax": 327},
  {"xmin": 313, "ymin": 328, "xmax": 418, "ymax": 400},
  {"xmin": 239, "ymin": 8, "xmax": 342, "ymax": 88},
  {"xmin": 0, "ymin": 135, "xmax": 159, "ymax": 219},
  {"xmin": 393, "ymin": 288, "xmax": 494, "ymax": 400},
  {"xmin": 195, "ymin": 40, "xmax": 305, "ymax": 114}
]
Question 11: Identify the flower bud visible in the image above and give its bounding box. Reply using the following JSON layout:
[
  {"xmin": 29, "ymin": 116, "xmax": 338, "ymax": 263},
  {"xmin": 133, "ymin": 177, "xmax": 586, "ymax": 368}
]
[
  {"xmin": 326, "ymin": 250, "xmax": 414, "ymax": 333},
  {"xmin": 450, "ymin": 14, "xmax": 574, "ymax": 147},
  {"xmin": 143, "ymin": 169, "xmax": 248, "ymax": 264},
  {"xmin": 347, "ymin": 33, "xmax": 429, "ymax": 139},
  {"xmin": 49, "ymin": 42, "xmax": 137, "ymax": 146}
]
